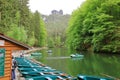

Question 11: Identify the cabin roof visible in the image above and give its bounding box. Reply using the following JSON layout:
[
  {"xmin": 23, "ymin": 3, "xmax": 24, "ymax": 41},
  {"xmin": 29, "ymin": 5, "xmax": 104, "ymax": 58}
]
[{"xmin": 0, "ymin": 33, "xmax": 31, "ymax": 49}]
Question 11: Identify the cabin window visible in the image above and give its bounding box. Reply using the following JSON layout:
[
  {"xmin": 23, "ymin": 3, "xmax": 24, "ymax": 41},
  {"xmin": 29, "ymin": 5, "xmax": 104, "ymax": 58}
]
[
  {"xmin": 0, "ymin": 48, "xmax": 5, "ymax": 76},
  {"xmin": 0, "ymin": 40, "xmax": 5, "ymax": 46}
]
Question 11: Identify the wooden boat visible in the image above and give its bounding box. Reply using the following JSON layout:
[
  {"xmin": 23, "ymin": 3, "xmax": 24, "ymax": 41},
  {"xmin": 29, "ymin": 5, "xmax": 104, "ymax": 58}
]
[
  {"xmin": 47, "ymin": 50, "xmax": 52, "ymax": 53},
  {"xmin": 70, "ymin": 54, "xmax": 84, "ymax": 58},
  {"xmin": 77, "ymin": 74, "xmax": 113, "ymax": 80},
  {"xmin": 25, "ymin": 75, "xmax": 64, "ymax": 80},
  {"xmin": 15, "ymin": 57, "xmax": 72, "ymax": 80},
  {"xmin": 31, "ymin": 52, "xmax": 42, "ymax": 56}
]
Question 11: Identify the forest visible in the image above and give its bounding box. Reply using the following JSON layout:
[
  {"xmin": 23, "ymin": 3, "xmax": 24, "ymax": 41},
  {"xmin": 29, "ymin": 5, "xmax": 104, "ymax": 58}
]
[
  {"xmin": 66, "ymin": 0, "xmax": 120, "ymax": 53},
  {"xmin": 0, "ymin": 0, "xmax": 120, "ymax": 53},
  {"xmin": 0, "ymin": 0, "xmax": 70, "ymax": 48},
  {"xmin": 0, "ymin": 0, "xmax": 46, "ymax": 47}
]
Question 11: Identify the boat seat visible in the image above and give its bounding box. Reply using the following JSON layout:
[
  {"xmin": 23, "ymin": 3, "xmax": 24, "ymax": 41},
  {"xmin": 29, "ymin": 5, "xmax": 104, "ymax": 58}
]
[
  {"xmin": 39, "ymin": 72, "xmax": 44, "ymax": 75},
  {"xmin": 45, "ymin": 77, "xmax": 52, "ymax": 80},
  {"xmin": 78, "ymin": 77, "xmax": 84, "ymax": 80}
]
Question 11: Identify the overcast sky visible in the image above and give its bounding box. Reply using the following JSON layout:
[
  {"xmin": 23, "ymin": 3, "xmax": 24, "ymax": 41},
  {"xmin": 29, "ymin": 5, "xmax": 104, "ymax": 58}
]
[{"xmin": 28, "ymin": 0, "xmax": 86, "ymax": 15}]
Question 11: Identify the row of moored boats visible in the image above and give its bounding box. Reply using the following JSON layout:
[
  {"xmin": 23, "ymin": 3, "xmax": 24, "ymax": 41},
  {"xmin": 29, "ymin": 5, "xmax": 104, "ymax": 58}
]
[
  {"xmin": 15, "ymin": 56, "xmax": 113, "ymax": 80},
  {"xmin": 15, "ymin": 57, "xmax": 72, "ymax": 80}
]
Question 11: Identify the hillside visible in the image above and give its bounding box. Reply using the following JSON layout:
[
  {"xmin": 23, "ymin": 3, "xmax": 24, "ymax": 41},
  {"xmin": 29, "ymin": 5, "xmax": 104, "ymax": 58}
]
[{"xmin": 42, "ymin": 10, "xmax": 70, "ymax": 47}]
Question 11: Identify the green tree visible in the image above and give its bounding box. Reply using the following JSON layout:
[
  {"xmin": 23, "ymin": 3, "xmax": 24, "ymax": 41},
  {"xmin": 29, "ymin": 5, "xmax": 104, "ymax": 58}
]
[
  {"xmin": 32, "ymin": 11, "xmax": 47, "ymax": 47},
  {"xmin": 18, "ymin": 0, "xmax": 30, "ymax": 28},
  {"xmin": 27, "ymin": 31, "xmax": 36, "ymax": 46},
  {"xmin": 6, "ymin": 25, "xmax": 27, "ymax": 43},
  {"xmin": 47, "ymin": 37, "xmax": 54, "ymax": 48},
  {"xmin": 39, "ymin": 17, "xmax": 47, "ymax": 46},
  {"xmin": 0, "ymin": 0, "xmax": 18, "ymax": 33},
  {"xmin": 0, "ymin": 0, "xmax": 47, "ymax": 47},
  {"xmin": 67, "ymin": 0, "xmax": 120, "ymax": 53}
]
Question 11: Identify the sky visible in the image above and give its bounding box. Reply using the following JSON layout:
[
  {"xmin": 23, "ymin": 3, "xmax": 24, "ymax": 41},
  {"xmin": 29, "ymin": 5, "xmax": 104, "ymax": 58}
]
[{"xmin": 28, "ymin": 0, "xmax": 86, "ymax": 15}]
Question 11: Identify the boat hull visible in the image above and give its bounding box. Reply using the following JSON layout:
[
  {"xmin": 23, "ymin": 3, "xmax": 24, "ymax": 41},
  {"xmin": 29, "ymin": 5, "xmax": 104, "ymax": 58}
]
[
  {"xmin": 77, "ymin": 75, "xmax": 113, "ymax": 80},
  {"xmin": 70, "ymin": 54, "xmax": 84, "ymax": 58}
]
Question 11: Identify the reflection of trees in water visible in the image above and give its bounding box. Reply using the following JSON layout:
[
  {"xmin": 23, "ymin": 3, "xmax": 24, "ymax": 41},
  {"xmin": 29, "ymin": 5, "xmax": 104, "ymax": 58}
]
[
  {"xmin": 69, "ymin": 53, "xmax": 120, "ymax": 77},
  {"xmin": 35, "ymin": 48, "xmax": 120, "ymax": 78}
]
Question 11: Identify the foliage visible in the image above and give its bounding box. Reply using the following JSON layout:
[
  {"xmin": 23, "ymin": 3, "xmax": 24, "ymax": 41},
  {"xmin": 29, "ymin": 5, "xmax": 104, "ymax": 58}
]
[
  {"xmin": 43, "ymin": 13, "xmax": 70, "ymax": 47},
  {"xmin": 54, "ymin": 36, "xmax": 61, "ymax": 47},
  {"xmin": 6, "ymin": 24, "xmax": 27, "ymax": 43},
  {"xmin": 47, "ymin": 37, "xmax": 54, "ymax": 48},
  {"xmin": 39, "ymin": 16, "xmax": 47, "ymax": 46},
  {"xmin": 67, "ymin": 0, "xmax": 120, "ymax": 53},
  {"xmin": 0, "ymin": 0, "xmax": 47, "ymax": 47},
  {"xmin": 31, "ymin": 11, "xmax": 47, "ymax": 46},
  {"xmin": 27, "ymin": 32, "xmax": 36, "ymax": 46}
]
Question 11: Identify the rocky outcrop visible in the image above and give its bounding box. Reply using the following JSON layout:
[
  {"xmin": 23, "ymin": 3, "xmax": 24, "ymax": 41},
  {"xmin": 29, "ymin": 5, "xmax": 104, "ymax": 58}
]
[{"xmin": 51, "ymin": 10, "xmax": 63, "ymax": 15}]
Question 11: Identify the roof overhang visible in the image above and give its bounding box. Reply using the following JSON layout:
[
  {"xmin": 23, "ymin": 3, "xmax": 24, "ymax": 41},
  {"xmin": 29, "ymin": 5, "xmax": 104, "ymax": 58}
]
[{"xmin": 0, "ymin": 33, "xmax": 31, "ymax": 50}]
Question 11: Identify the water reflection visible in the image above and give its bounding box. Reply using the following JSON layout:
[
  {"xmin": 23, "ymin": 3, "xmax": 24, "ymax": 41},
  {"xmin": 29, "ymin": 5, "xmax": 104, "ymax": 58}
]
[
  {"xmin": 71, "ymin": 57, "xmax": 84, "ymax": 61},
  {"xmin": 34, "ymin": 48, "xmax": 120, "ymax": 78},
  {"xmin": 46, "ymin": 57, "xmax": 70, "ymax": 59}
]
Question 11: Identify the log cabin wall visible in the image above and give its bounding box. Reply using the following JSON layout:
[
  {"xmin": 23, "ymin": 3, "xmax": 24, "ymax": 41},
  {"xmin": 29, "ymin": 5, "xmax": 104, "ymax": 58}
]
[{"xmin": 0, "ymin": 34, "xmax": 31, "ymax": 80}]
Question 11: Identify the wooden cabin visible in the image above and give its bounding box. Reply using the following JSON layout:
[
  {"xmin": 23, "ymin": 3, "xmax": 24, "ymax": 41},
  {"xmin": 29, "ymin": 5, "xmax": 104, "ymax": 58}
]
[{"xmin": 0, "ymin": 33, "xmax": 31, "ymax": 80}]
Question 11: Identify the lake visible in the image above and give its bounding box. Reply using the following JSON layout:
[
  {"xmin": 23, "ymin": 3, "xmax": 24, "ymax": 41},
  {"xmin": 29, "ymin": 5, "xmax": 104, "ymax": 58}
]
[{"xmin": 33, "ymin": 48, "xmax": 120, "ymax": 78}]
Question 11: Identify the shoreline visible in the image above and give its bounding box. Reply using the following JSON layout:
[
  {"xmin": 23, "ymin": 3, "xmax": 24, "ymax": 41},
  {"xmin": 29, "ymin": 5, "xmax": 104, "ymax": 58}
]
[{"xmin": 25, "ymin": 47, "xmax": 47, "ymax": 54}]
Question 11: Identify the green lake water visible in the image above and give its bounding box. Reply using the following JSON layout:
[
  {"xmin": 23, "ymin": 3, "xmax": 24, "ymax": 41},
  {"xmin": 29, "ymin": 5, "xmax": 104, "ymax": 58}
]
[{"xmin": 34, "ymin": 48, "xmax": 120, "ymax": 78}]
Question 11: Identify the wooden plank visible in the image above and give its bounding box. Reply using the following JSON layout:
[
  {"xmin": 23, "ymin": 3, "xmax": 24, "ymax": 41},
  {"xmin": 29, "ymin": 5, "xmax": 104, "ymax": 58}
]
[
  {"xmin": 0, "ymin": 76, "xmax": 10, "ymax": 80},
  {"xmin": 5, "ymin": 57, "xmax": 11, "ymax": 61},
  {"xmin": 0, "ymin": 45, "xmax": 16, "ymax": 47},
  {"xmin": 5, "ymin": 41, "xmax": 15, "ymax": 45},
  {"xmin": 5, "ymin": 61, "xmax": 11, "ymax": 64},
  {"xmin": 5, "ymin": 64, "xmax": 11, "ymax": 68},
  {"xmin": 6, "ymin": 54, "xmax": 11, "ymax": 57},
  {"xmin": 4, "ymin": 66, "xmax": 11, "ymax": 69},
  {"xmin": 6, "ymin": 50, "xmax": 11, "ymax": 52},
  {"xmin": 5, "ymin": 46, "xmax": 26, "ymax": 50},
  {"xmin": 5, "ymin": 53, "xmax": 11, "ymax": 56},
  {"xmin": 4, "ymin": 50, "xmax": 12, "ymax": 80},
  {"xmin": 1, "ymin": 41, "xmax": 27, "ymax": 50},
  {"xmin": 4, "ymin": 71, "xmax": 10, "ymax": 75},
  {"xmin": 0, "ymin": 46, "xmax": 5, "ymax": 48},
  {"xmin": 5, "ymin": 55, "xmax": 11, "ymax": 58},
  {"xmin": 5, "ymin": 41, "xmax": 28, "ymax": 50},
  {"xmin": 4, "ymin": 68, "xmax": 11, "ymax": 75},
  {"xmin": 4, "ymin": 68, "xmax": 10, "ymax": 71}
]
